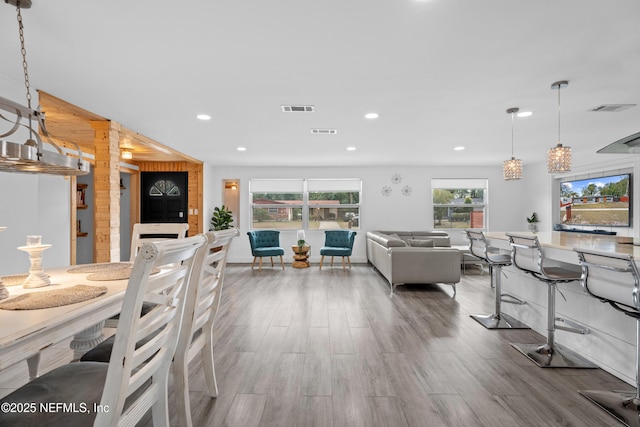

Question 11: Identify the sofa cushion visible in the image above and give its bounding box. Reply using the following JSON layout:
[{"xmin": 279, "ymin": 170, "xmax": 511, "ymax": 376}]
[
  {"xmin": 407, "ymin": 239, "xmax": 434, "ymax": 247},
  {"xmin": 388, "ymin": 233, "xmax": 408, "ymax": 247}
]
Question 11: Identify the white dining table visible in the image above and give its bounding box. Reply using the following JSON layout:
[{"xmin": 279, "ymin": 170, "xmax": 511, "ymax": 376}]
[{"xmin": 0, "ymin": 266, "xmax": 130, "ymax": 379}]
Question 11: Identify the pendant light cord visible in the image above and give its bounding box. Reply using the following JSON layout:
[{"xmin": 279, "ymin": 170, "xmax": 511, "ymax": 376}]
[
  {"xmin": 15, "ymin": 2, "xmax": 34, "ymax": 139},
  {"xmin": 511, "ymin": 111, "xmax": 515, "ymax": 158},
  {"xmin": 557, "ymin": 84, "xmax": 561, "ymax": 145}
]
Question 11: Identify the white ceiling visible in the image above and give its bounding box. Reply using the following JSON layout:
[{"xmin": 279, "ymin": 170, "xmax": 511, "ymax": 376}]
[{"xmin": 1, "ymin": 0, "xmax": 639, "ymax": 168}]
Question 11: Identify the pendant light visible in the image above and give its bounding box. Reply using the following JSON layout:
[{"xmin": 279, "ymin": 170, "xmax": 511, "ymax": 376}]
[
  {"xmin": 547, "ymin": 80, "xmax": 572, "ymax": 173},
  {"xmin": 0, "ymin": 0, "xmax": 89, "ymax": 176},
  {"xmin": 503, "ymin": 107, "xmax": 523, "ymax": 180}
]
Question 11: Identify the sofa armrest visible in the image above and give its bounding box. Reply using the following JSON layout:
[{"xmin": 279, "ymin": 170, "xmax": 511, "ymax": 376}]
[{"xmin": 365, "ymin": 231, "xmax": 406, "ymax": 248}]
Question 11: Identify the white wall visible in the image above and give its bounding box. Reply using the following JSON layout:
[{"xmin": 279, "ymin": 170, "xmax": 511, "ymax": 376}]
[
  {"xmin": 2, "ymin": 143, "xmax": 637, "ymax": 274},
  {"xmin": 206, "ymin": 164, "xmax": 535, "ymax": 264},
  {"xmin": 0, "ymin": 173, "xmax": 70, "ymax": 275}
]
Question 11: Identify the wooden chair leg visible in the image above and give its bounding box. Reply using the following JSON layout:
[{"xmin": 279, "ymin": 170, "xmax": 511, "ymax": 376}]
[
  {"xmin": 270, "ymin": 256, "xmax": 274, "ymax": 267},
  {"xmin": 259, "ymin": 257, "xmax": 263, "ymax": 271},
  {"xmin": 319, "ymin": 255, "xmax": 324, "ymax": 270},
  {"xmin": 330, "ymin": 256, "xmax": 334, "ymax": 267},
  {"xmin": 251, "ymin": 256, "xmax": 257, "ymax": 270},
  {"xmin": 280, "ymin": 255, "xmax": 285, "ymax": 270},
  {"xmin": 342, "ymin": 256, "xmax": 346, "ymax": 271},
  {"xmin": 347, "ymin": 256, "xmax": 352, "ymax": 269}
]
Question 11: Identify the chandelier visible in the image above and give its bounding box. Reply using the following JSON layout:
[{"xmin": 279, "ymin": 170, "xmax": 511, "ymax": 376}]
[
  {"xmin": 503, "ymin": 107, "xmax": 523, "ymax": 180},
  {"xmin": 0, "ymin": 0, "xmax": 89, "ymax": 176},
  {"xmin": 547, "ymin": 80, "xmax": 572, "ymax": 173}
]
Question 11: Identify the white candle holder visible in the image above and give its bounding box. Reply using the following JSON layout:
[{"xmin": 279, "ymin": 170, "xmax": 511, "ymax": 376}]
[
  {"xmin": 18, "ymin": 236, "xmax": 52, "ymax": 289},
  {"xmin": 0, "ymin": 227, "xmax": 7, "ymax": 299}
]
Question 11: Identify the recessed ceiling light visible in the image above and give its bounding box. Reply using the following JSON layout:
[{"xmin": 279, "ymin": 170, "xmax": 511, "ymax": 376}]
[
  {"xmin": 454, "ymin": 146, "xmax": 465, "ymax": 151},
  {"xmin": 346, "ymin": 146, "xmax": 357, "ymax": 151},
  {"xmin": 364, "ymin": 113, "xmax": 379, "ymax": 119},
  {"xmin": 517, "ymin": 111, "xmax": 533, "ymax": 118},
  {"xmin": 196, "ymin": 114, "xmax": 211, "ymax": 121},
  {"xmin": 237, "ymin": 147, "xmax": 247, "ymax": 151}
]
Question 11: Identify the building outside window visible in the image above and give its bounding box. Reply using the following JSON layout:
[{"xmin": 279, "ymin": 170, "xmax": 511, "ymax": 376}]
[
  {"xmin": 249, "ymin": 179, "xmax": 361, "ymax": 230},
  {"xmin": 432, "ymin": 178, "xmax": 487, "ymax": 229}
]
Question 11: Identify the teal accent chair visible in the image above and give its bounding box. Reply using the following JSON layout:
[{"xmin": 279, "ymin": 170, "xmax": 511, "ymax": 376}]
[
  {"xmin": 319, "ymin": 230, "xmax": 357, "ymax": 271},
  {"xmin": 247, "ymin": 230, "xmax": 285, "ymax": 270}
]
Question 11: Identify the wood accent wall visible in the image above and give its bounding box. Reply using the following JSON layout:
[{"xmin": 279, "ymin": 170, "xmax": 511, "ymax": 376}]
[
  {"xmin": 38, "ymin": 91, "xmax": 204, "ymax": 263},
  {"xmin": 135, "ymin": 162, "xmax": 204, "ymax": 235}
]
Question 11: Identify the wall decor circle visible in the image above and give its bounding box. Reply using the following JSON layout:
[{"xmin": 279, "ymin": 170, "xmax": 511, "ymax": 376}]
[
  {"xmin": 381, "ymin": 186, "xmax": 392, "ymax": 197},
  {"xmin": 391, "ymin": 173, "xmax": 402, "ymax": 184},
  {"xmin": 401, "ymin": 185, "xmax": 412, "ymax": 196}
]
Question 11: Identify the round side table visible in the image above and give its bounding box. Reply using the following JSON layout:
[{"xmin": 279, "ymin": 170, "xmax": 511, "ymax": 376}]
[{"xmin": 292, "ymin": 245, "xmax": 310, "ymax": 268}]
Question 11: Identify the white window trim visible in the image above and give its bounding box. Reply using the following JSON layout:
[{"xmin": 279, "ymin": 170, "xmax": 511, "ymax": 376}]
[{"xmin": 249, "ymin": 178, "xmax": 362, "ymax": 230}]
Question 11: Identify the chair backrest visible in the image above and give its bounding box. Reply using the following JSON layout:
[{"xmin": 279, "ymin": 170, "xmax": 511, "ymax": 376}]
[
  {"xmin": 97, "ymin": 234, "xmax": 206, "ymax": 426},
  {"xmin": 324, "ymin": 230, "xmax": 357, "ymax": 250},
  {"xmin": 176, "ymin": 228, "xmax": 238, "ymax": 363},
  {"xmin": 506, "ymin": 233, "xmax": 544, "ymax": 275},
  {"xmin": 466, "ymin": 230, "xmax": 489, "ymax": 261},
  {"xmin": 247, "ymin": 230, "xmax": 281, "ymax": 252},
  {"xmin": 575, "ymin": 247, "xmax": 640, "ymax": 312},
  {"xmin": 130, "ymin": 222, "xmax": 189, "ymax": 260}
]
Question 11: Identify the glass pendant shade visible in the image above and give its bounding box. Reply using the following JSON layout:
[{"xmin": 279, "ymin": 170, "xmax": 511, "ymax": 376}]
[
  {"xmin": 503, "ymin": 107, "xmax": 522, "ymax": 180},
  {"xmin": 503, "ymin": 157, "xmax": 523, "ymax": 180},
  {"xmin": 548, "ymin": 81, "xmax": 571, "ymax": 173},
  {"xmin": 547, "ymin": 143, "xmax": 572, "ymax": 173}
]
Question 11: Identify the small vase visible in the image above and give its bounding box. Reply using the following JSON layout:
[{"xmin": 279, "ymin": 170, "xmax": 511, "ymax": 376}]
[{"xmin": 527, "ymin": 223, "xmax": 537, "ymax": 232}]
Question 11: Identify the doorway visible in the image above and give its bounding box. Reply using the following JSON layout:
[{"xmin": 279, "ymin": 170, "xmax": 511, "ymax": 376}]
[{"xmin": 141, "ymin": 172, "xmax": 189, "ymax": 227}]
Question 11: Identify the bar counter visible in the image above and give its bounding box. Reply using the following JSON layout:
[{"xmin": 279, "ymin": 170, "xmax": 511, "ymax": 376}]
[
  {"xmin": 486, "ymin": 230, "xmax": 637, "ymax": 256},
  {"xmin": 482, "ymin": 231, "xmax": 637, "ymax": 386}
]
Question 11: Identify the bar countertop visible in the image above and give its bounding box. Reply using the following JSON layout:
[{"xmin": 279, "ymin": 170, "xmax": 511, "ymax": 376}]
[{"xmin": 484, "ymin": 231, "xmax": 639, "ymax": 257}]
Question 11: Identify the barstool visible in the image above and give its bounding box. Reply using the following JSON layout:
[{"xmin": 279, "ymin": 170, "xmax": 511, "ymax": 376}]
[
  {"xmin": 575, "ymin": 247, "xmax": 640, "ymax": 426},
  {"xmin": 466, "ymin": 230, "xmax": 529, "ymax": 329},
  {"xmin": 507, "ymin": 233, "xmax": 595, "ymax": 368}
]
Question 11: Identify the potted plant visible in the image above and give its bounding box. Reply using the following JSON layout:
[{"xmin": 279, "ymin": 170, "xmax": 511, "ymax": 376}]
[
  {"xmin": 295, "ymin": 229, "xmax": 308, "ymax": 254},
  {"xmin": 210, "ymin": 205, "xmax": 234, "ymax": 231},
  {"xmin": 526, "ymin": 212, "xmax": 539, "ymax": 232}
]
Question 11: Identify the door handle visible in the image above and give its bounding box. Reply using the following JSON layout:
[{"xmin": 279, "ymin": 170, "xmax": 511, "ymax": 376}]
[{"xmin": 179, "ymin": 212, "xmax": 184, "ymax": 218}]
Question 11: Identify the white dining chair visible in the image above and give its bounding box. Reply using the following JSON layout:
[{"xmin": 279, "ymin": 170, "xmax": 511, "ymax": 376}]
[
  {"xmin": 0, "ymin": 235, "xmax": 206, "ymax": 427},
  {"xmin": 173, "ymin": 228, "xmax": 238, "ymax": 427},
  {"xmin": 81, "ymin": 228, "xmax": 239, "ymax": 427},
  {"xmin": 130, "ymin": 222, "xmax": 189, "ymax": 261},
  {"xmin": 102, "ymin": 222, "xmax": 190, "ymax": 330}
]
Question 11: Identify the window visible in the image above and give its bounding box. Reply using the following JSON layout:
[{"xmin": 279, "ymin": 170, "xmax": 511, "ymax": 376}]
[
  {"xmin": 149, "ymin": 180, "xmax": 180, "ymax": 196},
  {"xmin": 249, "ymin": 179, "xmax": 361, "ymax": 230},
  {"xmin": 307, "ymin": 179, "xmax": 361, "ymax": 230},
  {"xmin": 432, "ymin": 178, "xmax": 487, "ymax": 229}
]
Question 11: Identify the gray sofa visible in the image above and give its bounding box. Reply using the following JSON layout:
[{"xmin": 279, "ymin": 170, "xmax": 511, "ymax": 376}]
[{"xmin": 366, "ymin": 230, "xmax": 461, "ymax": 294}]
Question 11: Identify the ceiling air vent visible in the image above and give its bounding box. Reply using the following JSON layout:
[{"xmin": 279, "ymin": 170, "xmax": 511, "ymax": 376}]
[
  {"xmin": 311, "ymin": 129, "xmax": 337, "ymax": 135},
  {"xmin": 590, "ymin": 104, "xmax": 636, "ymax": 112},
  {"xmin": 281, "ymin": 105, "xmax": 314, "ymax": 113}
]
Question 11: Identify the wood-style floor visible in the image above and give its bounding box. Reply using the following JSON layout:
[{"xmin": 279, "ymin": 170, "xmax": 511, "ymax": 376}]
[{"xmin": 1, "ymin": 263, "xmax": 631, "ymax": 426}]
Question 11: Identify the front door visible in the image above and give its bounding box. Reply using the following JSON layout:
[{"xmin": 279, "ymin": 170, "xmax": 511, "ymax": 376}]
[{"xmin": 141, "ymin": 172, "xmax": 188, "ymax": 225}]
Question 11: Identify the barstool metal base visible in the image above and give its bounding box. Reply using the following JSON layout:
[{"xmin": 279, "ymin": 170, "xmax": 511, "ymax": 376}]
[
  {"xmin": 510, "ymin": 342, "xmax": 597, "ymax": 368},
  {"xmin": 470, "ymin": 312, "xmax": 530, "ymax": 329},
  {"xmin": 579, "ymin": 390, "xmax": 640, "ymax": 427}
]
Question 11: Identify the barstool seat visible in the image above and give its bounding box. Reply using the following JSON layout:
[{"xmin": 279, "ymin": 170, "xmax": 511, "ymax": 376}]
[
  {"xmin": 507, "ymin": 233, "xmax": 595, "ymax": 368},
  {"xmin": 466, "ymin": 230, "xmax": 529, "ymax": 329},
  {"xmin": 575, "ymin": 247, "xmax": 640, "ymax": 426}
]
